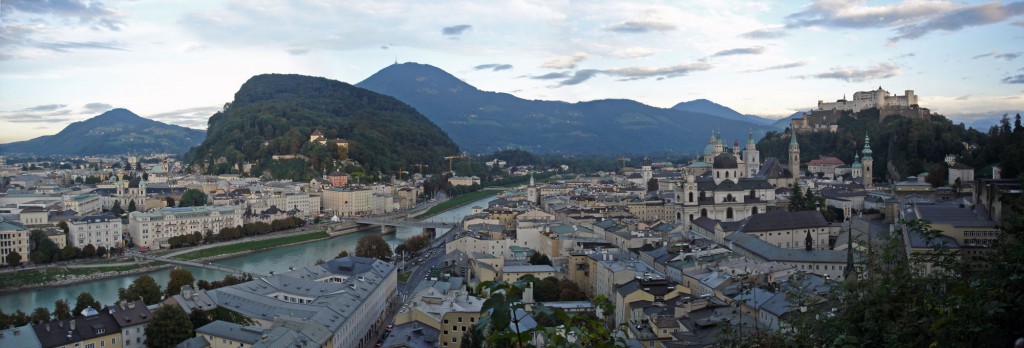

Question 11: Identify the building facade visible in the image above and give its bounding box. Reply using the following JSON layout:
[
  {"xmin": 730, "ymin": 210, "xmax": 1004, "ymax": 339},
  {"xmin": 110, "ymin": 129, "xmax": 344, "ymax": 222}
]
[
  {"xmin": 68, "ymin": 214, "xmax": 123, "ymax": 249},
  {"xmin": 127, "ymin": 205, "xmax": 242, "ymax": 249}
]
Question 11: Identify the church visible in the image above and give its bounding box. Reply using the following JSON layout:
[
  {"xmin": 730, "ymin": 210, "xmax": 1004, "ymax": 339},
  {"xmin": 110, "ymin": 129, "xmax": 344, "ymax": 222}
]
[{"xmin": 674, "ymin": 153, "xmax": 777, "ymax": 230}]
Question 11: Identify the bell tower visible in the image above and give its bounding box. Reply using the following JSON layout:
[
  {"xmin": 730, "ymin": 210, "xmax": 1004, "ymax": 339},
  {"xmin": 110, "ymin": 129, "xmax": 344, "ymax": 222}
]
[
  {"xmin": 861, "ymin": 135, "xmax": 874, "ymax": 188},
  {"xmin": 788, "ymin": 128, "xmax": 800, "ymax": 180}
]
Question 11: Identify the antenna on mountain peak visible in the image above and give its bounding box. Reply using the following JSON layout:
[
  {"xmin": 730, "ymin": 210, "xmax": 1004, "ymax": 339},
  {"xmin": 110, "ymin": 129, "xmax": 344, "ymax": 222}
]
[{"xmin": 394, "ymin": 56, "xmax": 398, "ymax": 65}]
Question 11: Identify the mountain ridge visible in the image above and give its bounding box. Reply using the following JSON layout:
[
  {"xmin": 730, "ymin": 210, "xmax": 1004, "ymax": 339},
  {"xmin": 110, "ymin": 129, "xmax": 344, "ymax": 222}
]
[
  {"xmin": 1, "ymin": 108, "xmax": 206, "ymax": 156},
  {"xmin": 671, "ymin": 99, "xmax": 776, "ymax": 126},
  {"xmin": 356, "ymin": 62, "xmax": 774, "ymax": 155}
]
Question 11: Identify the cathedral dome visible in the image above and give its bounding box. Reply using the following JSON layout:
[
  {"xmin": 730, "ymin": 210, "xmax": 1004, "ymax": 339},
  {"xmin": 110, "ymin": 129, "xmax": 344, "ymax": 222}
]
[
  {"xmin": 713, "ymin": 153, "xmax": 739, "ymax": 169},
  {"xmin": 703, "ymin": 144, "xmax": 715, "ymax": 155}
]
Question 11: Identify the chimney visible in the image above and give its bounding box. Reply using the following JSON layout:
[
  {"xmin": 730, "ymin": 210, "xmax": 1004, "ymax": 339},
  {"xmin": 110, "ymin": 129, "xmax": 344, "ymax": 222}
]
[{"xmin": 70, "ymin": 320, "xmax": 75, "ymax": 331}]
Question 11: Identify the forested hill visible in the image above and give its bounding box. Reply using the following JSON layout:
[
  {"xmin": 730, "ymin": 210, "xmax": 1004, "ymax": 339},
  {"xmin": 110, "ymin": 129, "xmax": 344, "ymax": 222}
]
[
  {"xmin": 0, "ymin": 108, "xmax": 205, "ymax": 156},
  {"xmin": 755, "ymin": 108, "xmax": 1021, "ymax": 185},
  {"xmin": 185, "ymin": 74, "xmax": 459, "ymax": 179}
]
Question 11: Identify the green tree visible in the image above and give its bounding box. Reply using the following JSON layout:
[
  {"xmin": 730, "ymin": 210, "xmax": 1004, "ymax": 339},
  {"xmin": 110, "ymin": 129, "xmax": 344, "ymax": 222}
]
[
  {"xmin": 82, "ymin": 244, "xmax": 96, "ymax": 258},
  {"xmin": 165, "ymin": 268, "xmax": 195, "ymax": 297},
  {"xmin": 354, "ymin": 235, "xmax": 392, "ymax": 261},
  {"xmin": 336, "ymin": 249, "xmax": 350, "ymax": 258},
  {"xmin": 96, "ymin": 246, "xmax": 107, "ymax": 258},
  {"xmin": 61, "ymin": 246, "xmax": 79, "ymax": 261},
  {"xmin": 53, "ymin": 299, "xmax": 72, "ymax": 320},
  {"xmin": 110, "ymin": 200, "xmax": 125, "ymax": 216},
  {"xmin": 528, "ymin": 252, "xmax": 551, "ymax": 266},
  {"xmin": 178, "ymin": 189, "xmax": 208, "ymax": 207},
  {"xmin": 5, "ymin": 250, "xmax": 21, "ymax": 267},
  {"xmin": 73, "ymin": 292, "xmax": 101, "ymax": 314},
  {"xmin": 189, "ymin": 308, "xmax": 212, "ymax": 330},
  {"xmin": 120, "ymin": 275, "xmax": 163, "ymax": 305},
  {"xmin": 127, "ymin": 200, "xmax": 137, "ymax": 212},
  {"xmin": 30, "ymin": 307, "xmax": 50, "ymax": 324},
  {"xmin": 144, "ymin": 305, "xmax": 194, "ymax": 348},
  {"xmin": 165, "ymin": 196, "xmax": 176, "ymax": 207}
]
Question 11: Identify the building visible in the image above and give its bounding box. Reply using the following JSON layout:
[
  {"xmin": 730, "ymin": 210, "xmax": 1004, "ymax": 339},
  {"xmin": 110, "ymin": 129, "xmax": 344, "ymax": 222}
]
[
  {"xmin": 724, "ymin": 232, "xmax": 853, "ymax": 281},
  {"xmin": 807, "ymin": 157, "xmax": 845, "ymax": 178},
  {"xmin": 0, "ymin": 324, "xmax": 41, "ymax": 348},
  {"xmin": 817, "ymin": 87, "xmax": 919, "ymax": 113},
  {"xmin": 127, "ymin": 205, "xmax": 242, "ymax": 250},
  {"xmin": 18, "ymin": 206, "xmax": 49, "ymax": 226},
  {"xmin": 697, "ymin": 131, "xmax": 761, "ymax": 179},
  {"xmin": 326, "ymin": 171, "xmax": 350, "ymax": 187},
  {"xmin": 108, "ymin": 300, "xmax": 152, "ymax": 348},
  {"xmin": 905, "ymin": 201, "xmax": 1000, "ymax": 271},
  {"xmin": 207, "ymin": 256, "xmax": 397, "ymax": 348},
  {"xmin": 193, "ymin": 320, "xmax": 266, "ymax": 348},
  {"xmin": 448, "ymin": 176, "xmax": 480, "ymax": 187},
  {"xmin": 948, "ymin": 163, "xmax": 975, "ymax": 188},
  {"xmin": 393, "ymin": 285, "xmax": 484, "ymax": 348},
  {"xmin": 32, "ymin": 307, "xmax": 123, "ymax": 348},
  {"xmin": 322, "ymin": 187, "xmax": 373, "ymax": 216},
  {"xmin": 64, "ymin": 193, "xmax": 101, "ymax": 215},
  {"xmin": 0, "ymin": 218, "xmax": 29, "ymax": 266},
  {"xmin": 68, "ymin": 214, "xmax": 123, "ymax": 249},
  {"xmin": 500, "ymin": 264, "xmax": 558, "ymax": 282},
  {"xmin": 736, "ymin": 211, "xmax": 836, "ymax": 250},
  {"xmin": 673, "ymin": 152, "xmax": 776, "ymax": 230}
]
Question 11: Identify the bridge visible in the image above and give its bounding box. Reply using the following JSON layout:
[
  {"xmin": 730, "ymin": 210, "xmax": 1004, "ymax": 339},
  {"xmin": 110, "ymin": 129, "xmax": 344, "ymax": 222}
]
[
  {"xmin": 352, "ymin": 217, "xmax": 455, "ymax": 229},
  {"xmin": 141, "ymin": 254, "xmax": 268, "ymax": 278}
]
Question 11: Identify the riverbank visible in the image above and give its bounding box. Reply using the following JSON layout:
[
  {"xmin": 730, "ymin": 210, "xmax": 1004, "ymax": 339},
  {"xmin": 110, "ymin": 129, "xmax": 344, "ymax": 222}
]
[
  {"xmin": 173, "ymin": 231, "xmax": 331, "ymax": 261},
  {"xmin": 414, "ymin": 190, "xmax": 500, "ymax": 219},
  {"xmin": 0, "ymin": 261, "xmax": 168, "ymax": 293}
]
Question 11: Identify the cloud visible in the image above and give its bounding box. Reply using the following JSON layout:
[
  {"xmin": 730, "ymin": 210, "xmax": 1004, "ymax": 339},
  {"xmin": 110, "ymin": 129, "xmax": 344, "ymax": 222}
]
[
  {"xmin": 1003, "ymin": 74, "xmax": 1024, "ymax": 84},
  {"xmin": 890, "ymin": 2, "xmax": 1024, "ymax": 43},
  {"xmin": 542, "ymin": 53, "xmax": 588, "ymax": 69},
  {"xmin": 553, "ymin": 62, "xmax": 712, "ymax": 86},
  {"xmin": 611, "ymin": 47, "xmax": 656, "ymax": 58},
  {"xmin": 744, "ymin": 61, "xmax": 807, "ymax": 72},
  {"xmin": 474, "ymin": 63, "xmax": 513, "ymax": 71},
  {"xmin": 36, "ymin": 41, "xmax": 126, "ymax": 52},
  {"xmin": 84, "ymin": 102, "xmax": 112, "ymax": 112},
  {"xmin": 146, "ymin": 106, "xmax": 221, "ymax": 129},
  {"xmin": 973, "ymin": 50, "xmax": 1021, "ymax": 60},
  {"xmin": 1015, "ymin": 19, "xmax": 1024, "ymax": 26},
  {"xmin": 604, "ymin": 20, "xmax": 677, "ymax": 33},
  {"xmin": 804, "ymin": 62, "xmax": 901, "ymax": 82},
  {"xmin": 441, "ymin": 24, "xmax": 472, "ymax": 36},
  {"xmin": 711, "ymin": 46, "xmax": 765, "ymax": 57},
  {"xmin": 286, "ymin": 47, "xmax": 310, "ymax": 55},
  {"xmin": 530, "ymin": 72, "xmax": 570, "ymax": 80},
  {"xmin": 956, "ymin": 94, "xmax": 972, "ymax": 100},
  {"xmin": 778, "ymin": 0, "xmax": 1024, "ymax": 43},
  {"xmin": 22, "ymin": 104, "xmax": 67, "ymax": 112},
  {"xmin": 603, "ymin": 62, "xmax": 712, "ymax": 79},
  {"xmin": 558, "ymin": 70, "xmax": 602, "ymax": 86},
  {"xmin": 1, "ymin": 0, "xmax": 125, "ymax": 30},
  {"xmin": 740, "ymin": 28, "xmax": 787, "ymax": 39}
]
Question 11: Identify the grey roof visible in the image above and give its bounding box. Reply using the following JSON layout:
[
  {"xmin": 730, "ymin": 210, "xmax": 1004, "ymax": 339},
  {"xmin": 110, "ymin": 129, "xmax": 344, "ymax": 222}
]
[
  {"xmin": 32, "ymin": 309, "xmax": 121, "ymax": 348},
  {"xmin": 106, "ymin": 300, "xmax": 152, "ymax": 328},
  {"xmin": 175, "ymin": 336, "xmax": 210, "ymax": 348},
  {"xmin": 195, "ymin": 321, "xmax": 264, "ymax": 344},
  {"xmin": 725, "ymin": 231, "xmax": 854, "ymax": 264},
  {"xmin": 740, "ymin": 211, "xmax": 828, "ymax": 232},
  {"xmin": 502, "ymin": 265, "xmax": 557, "ymax": 273},
  {"xmin": 913, "ymin": 203, "xmax": 998, "ymax": 228},
  {"xmin": 381, "ymin": 321, "xmax": 440, "ymax": 348},
  {"xmin": 0, "ymin": 325, "xmax": 41, "ymax": 348}
]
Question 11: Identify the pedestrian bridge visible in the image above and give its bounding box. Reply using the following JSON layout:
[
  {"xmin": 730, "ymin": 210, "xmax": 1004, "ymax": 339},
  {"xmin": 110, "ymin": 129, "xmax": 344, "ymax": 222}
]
[
  {"xmin": 142, "ymin": 254, "xmax": 269, "ymax": 278},
  {"xmin": 352, "ymin": 217, "xmax": 455, "ymax": 229}
]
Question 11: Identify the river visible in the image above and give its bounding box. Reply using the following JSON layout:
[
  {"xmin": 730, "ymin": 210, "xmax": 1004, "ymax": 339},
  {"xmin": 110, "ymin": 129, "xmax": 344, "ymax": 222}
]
[{"xmin": 0, "ymin": 196, "xmax": 493, "ymax": 314}]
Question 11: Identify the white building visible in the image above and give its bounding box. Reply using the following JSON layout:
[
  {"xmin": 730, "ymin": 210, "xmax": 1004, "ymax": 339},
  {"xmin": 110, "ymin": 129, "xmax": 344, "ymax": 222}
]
[
  {"xmin": 245, "ymin": 190, "xmax": 321, "ymax": 218},
  {"xmin": 0, "ymin": 219, "xmax": 29, "ymax": 267},
  {"xmin": 127, "ymin": 205, "xmax": 242, "ymax": 249},
  {"xmin": 322, "ymin": 187, "xmax": 373, "ymax": 216},
  {"xmin": 63, "ymin": 193, "xmax": 101, "ymax": 215},
  {"xmin": 818, "ymin": 87, "xmax": 918, "ymax": 112},
  {"xmin": 68, "ymin": 214, "xmax": 123, "ymax": 249},
  {"xmin": 449, "ymin": 176, "xmax": 480, "ymax": 187}
]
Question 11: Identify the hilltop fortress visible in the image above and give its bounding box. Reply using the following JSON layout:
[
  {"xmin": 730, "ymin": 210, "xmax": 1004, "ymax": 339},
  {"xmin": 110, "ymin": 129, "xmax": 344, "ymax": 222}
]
[{"xmin": 792, "ymin": 87, "xmax": 931, "ymax": 132}]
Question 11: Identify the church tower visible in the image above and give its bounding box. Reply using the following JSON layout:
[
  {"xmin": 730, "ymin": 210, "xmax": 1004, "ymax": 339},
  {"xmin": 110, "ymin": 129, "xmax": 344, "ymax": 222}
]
[
  {"xmin": 641, "ymin": 157, "xmax": 652, "ymax": 184},
  {"xmin": 742, "ymin": 129, "xmax": 760, "ymax": 177},
  {"xmin": 861, "ymin": 135, "xmax": 873, "ymax": 188},
  {"xmin": 851, "ymin": 153, "xmax": 862, "ymax": 178},
  {"xmin": 527, "ymin": 174, "xmax": 539, "ymax": 205},
  {"xmin": 788, "ymin": 128, "xmax": 800, "ymax": 180}
]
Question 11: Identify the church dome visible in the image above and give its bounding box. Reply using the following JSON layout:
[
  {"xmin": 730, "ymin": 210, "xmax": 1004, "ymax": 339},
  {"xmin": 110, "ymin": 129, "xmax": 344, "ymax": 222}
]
[
  {"xmin": 852, "ymin": 161, "xmax": 862, "ymax": 168},
  {"xmin": 712, "ymin": 153, "xmax": 739, "ymax": 169},
  {"xmin": 703, "ymin": 144, "xmax": 715, "ymax": 155}
]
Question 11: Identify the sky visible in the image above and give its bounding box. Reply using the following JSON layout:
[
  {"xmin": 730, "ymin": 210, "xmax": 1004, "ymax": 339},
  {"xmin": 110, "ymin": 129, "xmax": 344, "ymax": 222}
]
[{"xmin": 1, "ymin": 0, "xmax": 1023, "ymax": 143}]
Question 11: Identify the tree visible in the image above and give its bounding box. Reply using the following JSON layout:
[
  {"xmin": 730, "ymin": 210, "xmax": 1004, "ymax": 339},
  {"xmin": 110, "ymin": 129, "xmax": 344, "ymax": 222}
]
[
  {"xmin": 336, "ymin": 249, "xmax": 350, "ymax": 258},
  {"xmin": 120, "ymin": 275, "xmax": 163, "ymax": 305},
  {"xmin": 165, "ymin": 268, "xmax": 195, "ymax": 297},
  {"xmin": 178, "ymin": 189, "xmax": 208, "ymax": 207},
  {"xmin": 144, "ymin": 305, "xmax": 194, "ymax": 348},
  {"xmin": 165, "ymin": 196, "xmax": 176, "ymax": 207},
  {"xmin": 82, "ymin": 244, "xmax": 97, "ymax": 258},
  {"xmin": 6, "ymin": 250, "xmax": 21, "ymax": 267},
  {"xmin": 73, "ymin": 292, "xmax": 101, "ymax": 315},
  {"xmin": 189, "ymin": 308, "xmax": 212, "ymax": 330},
  {"xmin": 96, "ymin": 246, "xmax": 107, "ymax": 258},
  {"xmin": 528, "ymin": 252, "xmax": 552, "ymax": 266},
  {"xmin": 647, "ymin": 178, "xmax": 658, "ymax": 192},
  {"xmin": 57, "ymin": 221, "xmax": 69, "ymax": 234},
  {"xmin": 30, "ymin": 307, "xmax": 50, "ymax": 323},
  {"xmin": 354, "ymin": 235, "xmax": 392, "ymax": 261},
  {"xmin": 110, "ymin": 200, "xmax": 125, "ymax": 216},
  {"xmin": 127, "ymin": 200, "xmax": 137, "ymax": 212},
  {"xmin": 53, "ymin": 299, "xmax": 72, "ymax": 320}
]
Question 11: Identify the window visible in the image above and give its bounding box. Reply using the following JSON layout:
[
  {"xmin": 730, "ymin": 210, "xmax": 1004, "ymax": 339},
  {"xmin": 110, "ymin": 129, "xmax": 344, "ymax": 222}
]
[
  {"xmin": 458, "ymin": 317, "xmax": 463, "ymax": 322},
  {"xmin": 444, "ymin": 330, "xmax": 448, "ymax": 335}
]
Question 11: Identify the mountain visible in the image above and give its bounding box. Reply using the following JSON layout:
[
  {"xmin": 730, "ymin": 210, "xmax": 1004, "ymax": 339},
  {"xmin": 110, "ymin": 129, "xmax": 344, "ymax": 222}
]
[
  {"xmin": 356, "ymin": 63, "xmax": 773, "ymax": 155},
  {"xmin": 185, "ymin": 73, "xmax": 459, "ymax": 179},
  {"xmin": 0, "ymin": 108, "xmax": 205, "ymax": 156},
  {"xmin": 671, "ymin": 99, "xmax": 775, "ymax": 125}
]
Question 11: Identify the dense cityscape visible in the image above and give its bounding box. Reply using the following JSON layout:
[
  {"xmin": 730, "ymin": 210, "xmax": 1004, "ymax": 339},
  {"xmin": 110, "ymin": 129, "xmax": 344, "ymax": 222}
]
[{"xmin": 2, "ymin": 1, "xmax": 1023, "ymax": 348}]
